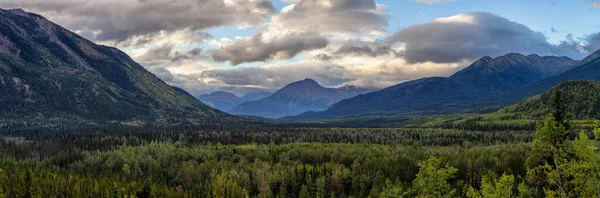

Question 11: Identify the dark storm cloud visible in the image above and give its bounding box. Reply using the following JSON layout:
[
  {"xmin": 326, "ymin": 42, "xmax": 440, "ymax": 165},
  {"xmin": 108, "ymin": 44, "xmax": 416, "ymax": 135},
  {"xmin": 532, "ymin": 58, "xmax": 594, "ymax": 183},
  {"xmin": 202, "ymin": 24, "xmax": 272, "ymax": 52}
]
[
  {"xmin": 0, "ymin": 0, "xmax": 275, "ymax": 43},
  {"xmin": 391, "ymin": 12, "xmax": 585, "ymax": 63},
  {"xmin": 211, "ymin": 31, "xmax": 329, "ymax": 65}
]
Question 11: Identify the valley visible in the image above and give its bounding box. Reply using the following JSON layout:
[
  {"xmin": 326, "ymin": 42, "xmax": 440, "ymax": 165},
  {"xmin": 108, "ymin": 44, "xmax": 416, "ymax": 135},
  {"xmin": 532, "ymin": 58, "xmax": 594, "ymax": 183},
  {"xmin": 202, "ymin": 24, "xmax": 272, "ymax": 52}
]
[{"xmin": 2, "ymin": 4, "xmax": 600, "ymax": 198}]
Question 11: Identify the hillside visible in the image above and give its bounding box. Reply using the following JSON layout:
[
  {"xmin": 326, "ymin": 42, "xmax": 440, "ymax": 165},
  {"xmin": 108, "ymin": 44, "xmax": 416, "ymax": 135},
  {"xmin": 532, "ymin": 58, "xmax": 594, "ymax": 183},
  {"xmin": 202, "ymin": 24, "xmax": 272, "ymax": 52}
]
[
  {"xmin": 503, "ymin": 80, "xmax": 600, "ymax": 120},
  {"xmin": 0, "ymin": 8, "xmax": 237, "ymax": 130},
  {"xmin": 229, "ymin": 79, "xmax": 372, "ymax": 118},
  {"xmin": 288, "ymin": 53, "xmax": 577, "ymax": 119}
]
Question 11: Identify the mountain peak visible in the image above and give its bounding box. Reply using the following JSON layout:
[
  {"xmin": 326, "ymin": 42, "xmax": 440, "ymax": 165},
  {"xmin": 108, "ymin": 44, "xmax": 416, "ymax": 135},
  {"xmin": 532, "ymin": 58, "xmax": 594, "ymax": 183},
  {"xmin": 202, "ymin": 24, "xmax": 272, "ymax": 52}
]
[
  {"xmin": 581, "ymin": 48, "xmax": 600, "ymax": 65},
  {"xmin": 229, "ymin": 79, "xmax": 372, "ymax": 118},
  {"xmin": 286, "ymin": 78, "xmax": 322, "ymax": 89},
  {"xmin": 2, "ymin": 8, "xmax": 34, "ymax": 18},
  {"xmin": 0, "ymin": 9, "xmax": 236, "ymax": 129},
  {"xmin": 301, "ymin": 78, "xmax": 319, "ymax": 84}
]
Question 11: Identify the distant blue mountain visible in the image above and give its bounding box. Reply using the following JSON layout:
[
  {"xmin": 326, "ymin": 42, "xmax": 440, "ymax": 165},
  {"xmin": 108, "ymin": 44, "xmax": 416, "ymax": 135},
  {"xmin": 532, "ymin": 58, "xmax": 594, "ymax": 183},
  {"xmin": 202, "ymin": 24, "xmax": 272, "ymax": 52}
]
[
  {"xmin": 286, "ymin": 53, "xmax": 580, "ymax": 120},
  {"xmin": 228, "ymin": 79, "xmax": 374, "ymax": 118},
  {"xmin": 197, "ymin": 91, "xmax": 272, "ymax": 111}
]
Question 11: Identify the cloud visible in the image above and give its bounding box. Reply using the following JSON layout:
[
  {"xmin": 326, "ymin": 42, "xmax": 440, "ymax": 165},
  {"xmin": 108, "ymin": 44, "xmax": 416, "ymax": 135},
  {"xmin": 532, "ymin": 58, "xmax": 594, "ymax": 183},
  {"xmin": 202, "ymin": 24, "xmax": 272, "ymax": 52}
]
[
  {"xmin": 184, "ymin": 53, "xmax": 469, "ymax": 95},
  {"xmin": 166, "ymin": 61, "xmax": 351, "ymax": 95},
  {"xmin": 273, "ymin": 0, "xmax": 389, "ymax": 34},
  {"xmin": 391, "ymin": 12, "xmax": 584, "ymax": 63},
  {"xmin": 136, "ymin": 44, "xmax": 203, "ymax": 63},
  {"xmin": 211, "ymin": 31, "xmax": 329, "ymax": 65},
  {"xmin": 146, "ymin": 67, "xmax": 175, "ymax": 82},
  {"xmin": 0, "ymin": 0, "xmax": 275, "ymax": 43},
  {"xmin": 334, "ymin": 42, "xmax": 396, "ymax": 57},
  {"xmin": 583, "ymin": 32, "xmax": 600, "ymax": 52}
]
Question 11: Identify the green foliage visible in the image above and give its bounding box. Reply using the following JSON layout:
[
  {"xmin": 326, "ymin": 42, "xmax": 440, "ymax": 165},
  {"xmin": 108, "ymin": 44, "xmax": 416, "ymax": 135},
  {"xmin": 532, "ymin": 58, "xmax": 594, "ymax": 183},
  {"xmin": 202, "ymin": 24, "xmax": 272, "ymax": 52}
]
[
  {"xmin": 505, "ymin": 80, "xmax": 600, "ymax": 120},
  {"xmin": 563, "ymin": 132, "xmax": 600, "ymax": 197},
  {"xmin": 531, "ymin": 114, "xmax": 569, "ymax": 198},
  {"xmin": 411, "ymin": 157, "xmax": 457, "ymax": 198},
  {"xmin": 466, "ymin": 174, "xmax": 515, "ymax": 198},
  {"xmin": 3, "ymin": 115, "xmax": 600, "ymax": 197},
  {"xmin": 380, "ymin": 179, "xmax": 405, "ymax": 198}
]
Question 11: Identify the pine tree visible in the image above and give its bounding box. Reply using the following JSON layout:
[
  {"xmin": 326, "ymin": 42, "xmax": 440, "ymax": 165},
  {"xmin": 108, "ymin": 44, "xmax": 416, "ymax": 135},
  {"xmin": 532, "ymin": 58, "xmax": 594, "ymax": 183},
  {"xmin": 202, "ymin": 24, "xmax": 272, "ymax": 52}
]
[
  {"xmin": 299, "ymin": 184, "xmax": 310, "ymax": 198},
  {"xmin": 552, "ymin": 89, "xmax": 569, "ymax": 130},
  {"xmin": 533, "ymin": 114, "xmax": 568, "ymax": 198}
]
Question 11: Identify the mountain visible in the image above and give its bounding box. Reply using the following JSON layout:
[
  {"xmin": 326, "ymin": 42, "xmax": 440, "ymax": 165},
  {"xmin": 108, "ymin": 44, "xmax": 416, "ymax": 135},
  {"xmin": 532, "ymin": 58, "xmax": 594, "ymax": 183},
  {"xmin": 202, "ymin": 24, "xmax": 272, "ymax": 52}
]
[
  {"xmin": 197, "ymin": 91, "xmax": 272, "ymax": 111},
  {"xmin": 197, "ymin": 91, "xmax": 242, "ymax": 111},
  {"xmin": 228, "ymin": 78, "xmax": 373, "ymax": 118},
  {"xmin": 476, "ymin": 49, "xmax": 600, "ymax": 108},
  {"xmin": 450, "ymin": 53, "xmax": 577, "ymax": 95},
  {"xmin": 502, "ymin": 80, "xmax": 600, "ymax": 120},
  {"xmin": 0, "ymin": 8, "xmax": 237, "ymax": 130},
  {"xmin": 287, "ymin": 53, "xmax": 578, "ymax": 119},
  {"xmin": 240, "ymin": 91, "xmax": 272, "ymax": 102}
]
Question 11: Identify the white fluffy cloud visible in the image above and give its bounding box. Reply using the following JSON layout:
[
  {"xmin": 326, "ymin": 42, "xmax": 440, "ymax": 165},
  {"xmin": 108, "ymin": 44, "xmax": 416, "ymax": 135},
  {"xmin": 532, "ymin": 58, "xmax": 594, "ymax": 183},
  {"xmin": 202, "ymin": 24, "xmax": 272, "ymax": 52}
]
[
  {"xmin": 211, "ymin": 0, "xmax": 388, "ymax": 66},
  {"xmin": 391, "ymin": 12, "xmax": 584, "ymax": 63},
  {"xmin": 8, "ymin": 0, "xmax": 597, "ymax": 97}
]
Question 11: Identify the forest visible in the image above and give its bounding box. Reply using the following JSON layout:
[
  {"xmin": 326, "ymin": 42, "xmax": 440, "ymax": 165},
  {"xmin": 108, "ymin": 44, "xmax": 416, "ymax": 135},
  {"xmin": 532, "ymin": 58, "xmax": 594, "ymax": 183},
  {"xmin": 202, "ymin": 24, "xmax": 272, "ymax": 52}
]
[{"xmin": 1, "ymin": 93, "xmax": 600, "ymax": 198}]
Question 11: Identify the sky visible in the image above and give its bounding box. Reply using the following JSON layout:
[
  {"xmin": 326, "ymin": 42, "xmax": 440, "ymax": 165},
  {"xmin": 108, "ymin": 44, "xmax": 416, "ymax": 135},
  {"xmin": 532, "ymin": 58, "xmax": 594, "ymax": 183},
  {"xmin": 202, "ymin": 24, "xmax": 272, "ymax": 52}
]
[{"xmin": 1, "ymin": 0, "xmax": 600, "ymax": 96}]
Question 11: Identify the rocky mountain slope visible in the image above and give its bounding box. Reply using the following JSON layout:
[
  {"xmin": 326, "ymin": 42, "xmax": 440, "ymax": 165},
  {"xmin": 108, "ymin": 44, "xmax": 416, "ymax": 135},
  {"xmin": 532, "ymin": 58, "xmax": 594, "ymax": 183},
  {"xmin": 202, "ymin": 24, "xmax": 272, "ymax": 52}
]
[{"xmin": 0, "ymin": 8, "xmax": 237, "ymax": 130}]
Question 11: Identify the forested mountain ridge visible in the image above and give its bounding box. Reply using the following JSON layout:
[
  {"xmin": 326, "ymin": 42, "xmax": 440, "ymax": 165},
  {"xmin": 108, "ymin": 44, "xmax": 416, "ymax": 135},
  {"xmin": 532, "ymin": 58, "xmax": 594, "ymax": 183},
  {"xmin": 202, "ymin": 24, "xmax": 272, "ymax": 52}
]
[
  {"xmin": 286, "ymin": 53, "xmax": 578, "ymax": 120},
  {"xmin": 0, "ymin": 8, "xmax": 237, "ymax": 129},
  {"xmin": 229, "ymin": 78, "xmax": 373, "ymax": 118},
  {"xmin": 502, "ymin": 80, "xmax": 600, "ymax": 120}
]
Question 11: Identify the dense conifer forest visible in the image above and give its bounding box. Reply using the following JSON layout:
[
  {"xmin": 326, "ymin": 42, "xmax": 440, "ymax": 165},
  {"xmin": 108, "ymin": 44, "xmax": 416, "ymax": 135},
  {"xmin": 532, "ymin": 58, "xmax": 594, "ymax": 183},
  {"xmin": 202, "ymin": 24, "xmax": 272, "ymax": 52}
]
[{"xmin": 2, "ymin": 91, "xmax": 600, "ymax": 197}]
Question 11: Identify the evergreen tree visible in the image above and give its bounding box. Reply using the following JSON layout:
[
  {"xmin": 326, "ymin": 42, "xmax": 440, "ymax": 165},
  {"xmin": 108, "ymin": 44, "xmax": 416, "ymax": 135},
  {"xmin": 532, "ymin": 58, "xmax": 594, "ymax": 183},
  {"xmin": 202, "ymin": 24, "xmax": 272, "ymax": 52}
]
[
  {"xmin": 299, "ymin": 184, "xmax": 310, "ymax": 198},
  {"xmin": 552, "ymin": 89, "xmax": 570, "ymax": 130},
  {"xmin": 532, "ymin": 114, "xmax": 568, "ymax": 198}
]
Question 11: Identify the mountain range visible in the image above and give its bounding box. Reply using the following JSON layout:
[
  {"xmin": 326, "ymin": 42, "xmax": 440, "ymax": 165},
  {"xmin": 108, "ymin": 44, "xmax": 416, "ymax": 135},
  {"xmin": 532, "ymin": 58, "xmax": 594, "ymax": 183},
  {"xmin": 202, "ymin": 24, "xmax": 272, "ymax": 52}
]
[
  {"xmin": 474, "ymin": 49, "xmax": 600, "ymax": 108},
  {"xmin": 4, "ymin": 8, "xmax": 600, "ymax": 130},
  {"xmin": 197, "ymin": 91, "xmax": 272, "ymax": 111},
  {"xmin": 286, "ymin": 52, "xmax": 588, "ymax": 120},
  {"xmin": 0, "ymin": 8, "xmax": 237, "ymax": 130},
  {"xmin": 228, "ymin": 78, "xmax": 373, "ymax": 118}
]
